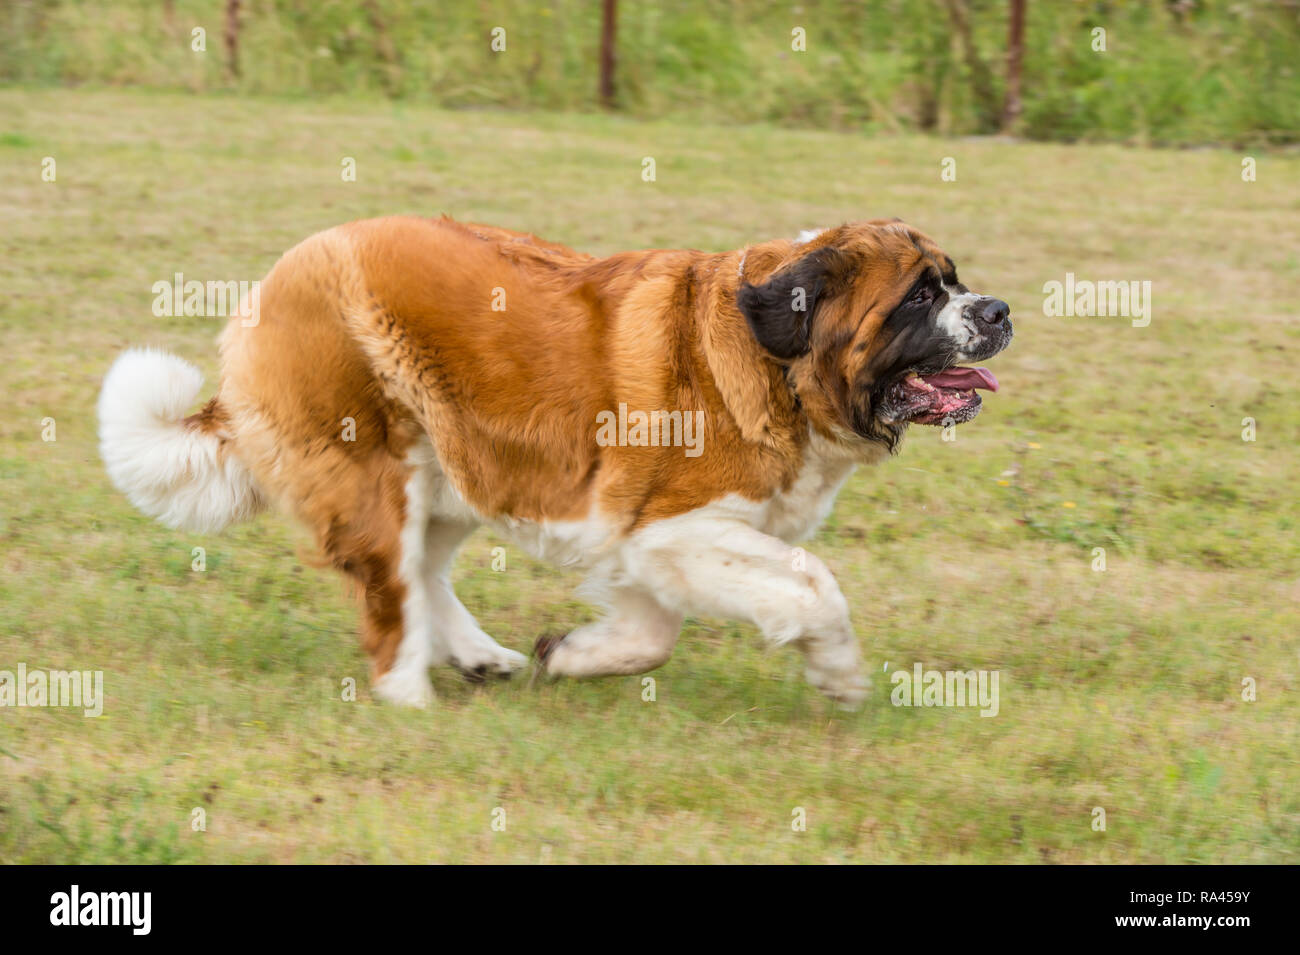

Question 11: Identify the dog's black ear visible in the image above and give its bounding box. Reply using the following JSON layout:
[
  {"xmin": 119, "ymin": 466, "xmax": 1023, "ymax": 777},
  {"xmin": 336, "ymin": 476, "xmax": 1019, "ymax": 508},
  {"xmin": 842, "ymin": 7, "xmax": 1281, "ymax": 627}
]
[{"xmin": 736, "ymin": 246, "xmax": 850, "ymax": 360}]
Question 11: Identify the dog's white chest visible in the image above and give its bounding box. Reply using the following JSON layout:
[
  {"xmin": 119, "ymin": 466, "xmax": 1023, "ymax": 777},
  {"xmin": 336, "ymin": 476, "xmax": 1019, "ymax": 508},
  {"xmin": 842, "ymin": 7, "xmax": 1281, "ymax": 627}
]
[
  {"xmin": 761, "ymin": 458, "xmax": 856, "ymax": 542},
  {"xmin": 758, "ymin": 429, "xmax": 879, "ymax": 543}
]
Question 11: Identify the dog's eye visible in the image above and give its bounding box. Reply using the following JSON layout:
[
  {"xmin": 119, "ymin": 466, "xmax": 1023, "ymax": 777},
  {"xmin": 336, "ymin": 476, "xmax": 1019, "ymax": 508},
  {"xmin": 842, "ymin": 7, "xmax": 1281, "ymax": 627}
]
[{"xmin": 908, "ymin": 286, "xmax": 935, "ymax": 307}]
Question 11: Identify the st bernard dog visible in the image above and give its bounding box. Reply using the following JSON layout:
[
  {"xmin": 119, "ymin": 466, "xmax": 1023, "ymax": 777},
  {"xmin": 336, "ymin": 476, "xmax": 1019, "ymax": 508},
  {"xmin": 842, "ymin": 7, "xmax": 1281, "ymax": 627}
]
[{"xmin": 99, "ymin": 216, "xmax": 1011, "ymax": 707}]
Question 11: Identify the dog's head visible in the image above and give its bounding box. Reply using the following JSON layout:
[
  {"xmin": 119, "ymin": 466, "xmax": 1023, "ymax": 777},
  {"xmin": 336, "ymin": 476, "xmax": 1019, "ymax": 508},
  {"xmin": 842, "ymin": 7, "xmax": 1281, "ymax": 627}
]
[{"xmin": 736, "ymin": 220, "xmax": 1013, "ymax": 450}]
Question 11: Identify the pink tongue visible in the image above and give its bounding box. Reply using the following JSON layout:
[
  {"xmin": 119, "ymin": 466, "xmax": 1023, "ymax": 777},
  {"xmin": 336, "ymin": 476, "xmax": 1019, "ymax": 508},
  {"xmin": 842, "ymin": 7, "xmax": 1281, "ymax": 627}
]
[{"xmin": 922, "ymin": 367, "xmax": 999, "ymax": 392}]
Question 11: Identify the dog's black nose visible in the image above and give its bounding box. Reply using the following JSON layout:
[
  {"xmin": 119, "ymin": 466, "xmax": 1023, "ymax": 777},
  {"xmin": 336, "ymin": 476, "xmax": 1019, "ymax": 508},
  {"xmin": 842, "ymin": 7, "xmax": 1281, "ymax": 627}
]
[{"xmin": 978, "ymin": 298, "xmax": 1009, "ymax": 326}]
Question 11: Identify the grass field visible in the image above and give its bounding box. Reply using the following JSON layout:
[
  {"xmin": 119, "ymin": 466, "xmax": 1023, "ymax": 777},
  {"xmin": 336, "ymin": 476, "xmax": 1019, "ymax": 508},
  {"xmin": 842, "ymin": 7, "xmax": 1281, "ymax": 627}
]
[{"xmin": 1, "ymin": 89, "xmax": 1297, "ymax": 863}]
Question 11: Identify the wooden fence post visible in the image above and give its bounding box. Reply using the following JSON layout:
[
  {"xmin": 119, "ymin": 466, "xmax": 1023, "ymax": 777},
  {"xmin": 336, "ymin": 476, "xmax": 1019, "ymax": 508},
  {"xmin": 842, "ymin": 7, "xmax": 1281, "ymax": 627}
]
[
  {"xmin": 224, "ymin": 0, "xmax": 242, "ymax": 80},
  {"xmin": 600, "ymin": 0, "xmax": 617, "ymax": 107},
  {"xmin": 1003, "ymin": 0, "xmax": 1026, "ymax": 132}
]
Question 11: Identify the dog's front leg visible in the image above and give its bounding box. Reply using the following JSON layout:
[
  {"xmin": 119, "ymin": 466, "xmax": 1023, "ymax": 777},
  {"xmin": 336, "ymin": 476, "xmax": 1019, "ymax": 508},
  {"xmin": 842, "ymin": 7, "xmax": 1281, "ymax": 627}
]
[{"xmin": 619, "ymin": 518, "xmax": 869, "ymax": 707}]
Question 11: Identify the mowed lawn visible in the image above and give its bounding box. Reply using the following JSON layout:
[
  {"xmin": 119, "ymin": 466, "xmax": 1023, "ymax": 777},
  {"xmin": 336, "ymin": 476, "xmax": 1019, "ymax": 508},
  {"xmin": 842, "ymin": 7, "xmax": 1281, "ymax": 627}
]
[{"xmin": 0, "ymin": 90, "xmax": 1297, "ymax": 863}]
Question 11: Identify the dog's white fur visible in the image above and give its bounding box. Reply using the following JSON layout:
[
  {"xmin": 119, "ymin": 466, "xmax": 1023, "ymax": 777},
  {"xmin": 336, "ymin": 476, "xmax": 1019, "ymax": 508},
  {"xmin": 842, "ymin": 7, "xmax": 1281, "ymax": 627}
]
[
  {"xmin": 98, "ymin": 349, "xmax": 265, "ymax": 534},
  {"xmin": 936, "ymin": 286, "xmax": 983, "ymax": 353}
]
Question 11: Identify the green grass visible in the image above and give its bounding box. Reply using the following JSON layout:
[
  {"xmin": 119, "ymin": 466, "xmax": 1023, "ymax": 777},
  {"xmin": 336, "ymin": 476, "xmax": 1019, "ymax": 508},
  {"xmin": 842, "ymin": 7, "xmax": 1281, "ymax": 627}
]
[{"xmin": 1, "ymin": 89, "xmax": 1297, "ymax": 863}]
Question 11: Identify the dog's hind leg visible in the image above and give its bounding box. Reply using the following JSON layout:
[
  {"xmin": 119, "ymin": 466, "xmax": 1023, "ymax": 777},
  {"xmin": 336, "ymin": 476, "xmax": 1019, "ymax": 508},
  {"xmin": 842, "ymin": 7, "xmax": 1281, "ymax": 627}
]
[
  {"xmin": 312, "ymin": 460, "xmax": 436, "ymax": 707},
  {"xmin": 419, "ymin": 516, "xmax": 529, "ymax": 680}
]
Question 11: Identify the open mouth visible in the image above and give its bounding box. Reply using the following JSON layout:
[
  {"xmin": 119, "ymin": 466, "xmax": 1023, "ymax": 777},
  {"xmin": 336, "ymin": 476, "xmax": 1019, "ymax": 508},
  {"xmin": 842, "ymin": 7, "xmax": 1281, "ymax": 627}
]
[{"xmin": 885, "ymin": 366, "xmax": 999, "ymax": 425}]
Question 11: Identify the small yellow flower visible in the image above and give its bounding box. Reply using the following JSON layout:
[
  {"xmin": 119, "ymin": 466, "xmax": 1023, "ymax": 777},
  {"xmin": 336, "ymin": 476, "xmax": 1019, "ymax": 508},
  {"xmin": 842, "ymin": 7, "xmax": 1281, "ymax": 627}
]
[
  {"xmin": 1062, "ymin": 501, "xmax": 1076, "ymax": 508},
  {"xmin": 997, "ymin": 480, "xmax": 1010, "ymax": 486},
  {"xmin": 1027, "ymin": 442, "xmax": 1041, "ymax": 449}
]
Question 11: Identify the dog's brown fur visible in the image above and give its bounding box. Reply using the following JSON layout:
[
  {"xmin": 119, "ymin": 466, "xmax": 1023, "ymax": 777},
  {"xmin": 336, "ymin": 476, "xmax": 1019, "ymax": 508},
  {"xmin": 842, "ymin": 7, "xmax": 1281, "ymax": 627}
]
[{"xmin": 196, "ymin": 216, "xmax": 952, "ymax": 680}]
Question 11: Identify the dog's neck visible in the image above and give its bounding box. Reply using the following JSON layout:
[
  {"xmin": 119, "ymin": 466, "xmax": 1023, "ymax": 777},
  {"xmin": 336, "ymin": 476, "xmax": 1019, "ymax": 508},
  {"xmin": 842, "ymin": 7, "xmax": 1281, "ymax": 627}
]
[{"xmin": 714, "ymin": 243, "xmax": 908, "ymax": 463}]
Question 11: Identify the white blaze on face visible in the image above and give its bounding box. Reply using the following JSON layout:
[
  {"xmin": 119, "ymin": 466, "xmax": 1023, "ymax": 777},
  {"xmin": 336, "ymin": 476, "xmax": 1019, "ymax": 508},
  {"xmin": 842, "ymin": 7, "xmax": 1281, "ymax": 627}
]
[{"xmin": 934, "ymin": 284, "xmax": 983, "ymax": 350}]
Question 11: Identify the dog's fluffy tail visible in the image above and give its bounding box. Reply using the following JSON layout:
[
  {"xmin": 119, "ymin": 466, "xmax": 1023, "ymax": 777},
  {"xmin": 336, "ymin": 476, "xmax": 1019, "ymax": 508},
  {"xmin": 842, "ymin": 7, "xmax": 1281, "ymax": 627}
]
[{"xmin": 98, "ymin": 348, "xmax": 266, "ymax": 534}]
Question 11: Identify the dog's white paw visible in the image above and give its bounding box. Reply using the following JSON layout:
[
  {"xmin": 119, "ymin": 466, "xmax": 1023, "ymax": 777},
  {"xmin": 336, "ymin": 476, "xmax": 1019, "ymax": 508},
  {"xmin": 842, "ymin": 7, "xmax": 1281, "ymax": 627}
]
[
  {"xmin": 807, "ymin": 665, "xmax": 870, "ymax": 710},
  {"xmin": 450, "ymin": 630, "xmax": 528, "ymax": 679},
  {"xmin": 372, "ymin": 666, "xmax": 435, "ymax": 707}
]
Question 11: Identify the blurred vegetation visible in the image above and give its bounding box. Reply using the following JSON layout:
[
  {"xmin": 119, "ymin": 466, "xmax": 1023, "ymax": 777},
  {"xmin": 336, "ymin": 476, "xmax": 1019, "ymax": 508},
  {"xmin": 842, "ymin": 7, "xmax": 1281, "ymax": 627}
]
[{"xmin": 1, "ymin": 0, "xmax": 1297, "ymax": 146}]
